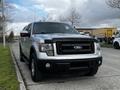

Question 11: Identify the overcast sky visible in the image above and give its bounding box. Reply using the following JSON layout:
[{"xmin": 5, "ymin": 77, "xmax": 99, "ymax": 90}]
[{"xmin": 6, "ymin": 0, "xmax": 120, "ymax": 35}]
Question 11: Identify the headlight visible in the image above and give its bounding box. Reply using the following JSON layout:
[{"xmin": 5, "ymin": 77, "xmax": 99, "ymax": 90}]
[
  {"xmin": 95, "ymin": 43, "xmax": 101, "ymax": 56},
  {"xmin": 96, "ymin": 43, "xmax": 101, "ymax": 51},
  {"xmin": 39, "ymin": 43, "xmax": 54, "ymax": 56},
  {"xmin": 40, "ymin": 44, "xmax": 53, "ymax": 52}
]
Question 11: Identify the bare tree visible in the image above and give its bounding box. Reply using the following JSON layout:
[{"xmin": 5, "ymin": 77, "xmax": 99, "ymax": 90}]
[
  {"xmin": 40, "ymin": 16, "xmax": 48, "ymax": 22},
  {"xmin": 107, "ymin": 0, "xmax": 120, "ymax": 9},
  {"xmin": 8, "ymin": 31, "xmax": 14, "ymax": 42},
  {"xmin": 0, "ymin": 1, "xmax": 13, "ymax": 29},
  {"xmin": 59, "ymin": 8, "xmax": 81, "ymax": 26},
  {"xmin": 0, "ymin": 0, "xmax": 13, "ymax": 45},
  {"xmin": 0, "ymin": 16, "xmax": 3, "ymax": 31}
]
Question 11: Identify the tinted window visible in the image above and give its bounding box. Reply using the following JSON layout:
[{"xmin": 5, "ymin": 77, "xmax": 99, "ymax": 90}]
[
  {"xmin": 26, "ymin": 24, "xmax": 32, "ymax": 33},
  {"xmin": 33, "ymin": 22, "xmax": 78, "ymax": 34},
  {"xmin": 23, "ymin": 26, "xmax": 27, "ymax": 31}
]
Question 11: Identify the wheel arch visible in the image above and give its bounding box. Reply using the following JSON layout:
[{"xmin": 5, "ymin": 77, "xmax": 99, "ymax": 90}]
[
  {"xmin": 30, "ymin": 46, "xmax": 36, "ymax": 59},
  {"xmin": 118, "ymin": 41, "xmax": 120, "ymax": 46},
  {"xmin": 113, "ymin": 41, "xmax": 120, "ymax": 49},
  {"xmin": 114, "ymin": 41, "xmax": 119, "ymax": 46}
]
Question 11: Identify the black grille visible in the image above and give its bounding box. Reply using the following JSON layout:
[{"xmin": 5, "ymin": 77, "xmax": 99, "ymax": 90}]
[{"xmin": 56, "ymin": 40, "xmax": 94, "ymax": 55}]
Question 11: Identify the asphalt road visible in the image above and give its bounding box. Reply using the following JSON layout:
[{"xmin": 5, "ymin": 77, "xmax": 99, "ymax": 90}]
[{"xmin": 11, "ymin": 42, "xmax": 120, "ymax": 90}]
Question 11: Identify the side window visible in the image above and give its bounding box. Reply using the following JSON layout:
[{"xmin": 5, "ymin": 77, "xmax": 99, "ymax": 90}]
[
  {"xmin": 26, "ymin": 24, "xmax": 32, "ymax": 34},
  {"xmin": 23, "ymin": 26, "xmax": 27, "ymax": 31}
]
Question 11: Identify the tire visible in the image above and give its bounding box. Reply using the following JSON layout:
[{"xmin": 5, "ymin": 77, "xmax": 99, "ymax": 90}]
[
  {"xmin": 86, "ymin": 67, "xmax": 98, "ymax": 76},
  {"xmin": 114, "ymin": 42, "xmax": 120, "ymax": 49},
  {"xmin": 19, "ymin": 45, "xmax": 25, "ymax": 62},
  {"xmin": 30, "ymin": 53, "xmax": 43, "ymax": 82}
]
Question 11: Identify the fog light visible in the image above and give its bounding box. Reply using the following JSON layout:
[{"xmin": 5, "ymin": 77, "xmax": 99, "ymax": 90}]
[
  {"xmin": 98, "ymin": 60, "xmax": 102, "ymax": 66},
  {"xmin": 45, "ymin": 63, "xmax": 50, "ymax": 68}
]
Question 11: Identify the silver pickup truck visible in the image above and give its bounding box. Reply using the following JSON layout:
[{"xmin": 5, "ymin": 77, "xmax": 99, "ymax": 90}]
[{"xmin": 19, "ymin": 22, "xmax": 102, "ymax": 82}]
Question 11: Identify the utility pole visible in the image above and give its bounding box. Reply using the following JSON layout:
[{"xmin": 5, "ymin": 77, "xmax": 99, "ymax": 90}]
[{"xmin": 1, "ymin": 0, "xmax": 5, "ymax": 47}]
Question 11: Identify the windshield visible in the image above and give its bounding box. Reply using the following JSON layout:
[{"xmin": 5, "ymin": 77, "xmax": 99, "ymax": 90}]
[{"xmin": 33, "ymin": 22, "xmax": 79, "ymax": 34}]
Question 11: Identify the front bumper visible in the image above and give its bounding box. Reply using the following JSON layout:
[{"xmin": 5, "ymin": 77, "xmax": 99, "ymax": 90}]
[{"xmin": 36, "ymin": 57, "xmax": 102, "ymax": 72}]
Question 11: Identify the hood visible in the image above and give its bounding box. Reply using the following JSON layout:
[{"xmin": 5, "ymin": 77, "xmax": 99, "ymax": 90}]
[{"xmin": 33, "ymin": 33, "xmax": 91, "ymax": 40}]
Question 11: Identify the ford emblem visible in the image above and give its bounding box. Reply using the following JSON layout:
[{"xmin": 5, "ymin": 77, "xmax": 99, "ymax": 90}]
[{"xmin": 74, "ymin": 46, "xmax": 83, "ymax": 49}]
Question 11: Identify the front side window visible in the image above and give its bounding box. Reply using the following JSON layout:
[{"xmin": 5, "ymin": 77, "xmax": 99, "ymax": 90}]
[{"xmin": 26, "ymin": 24, "xmax": 32, "ymax": 34}]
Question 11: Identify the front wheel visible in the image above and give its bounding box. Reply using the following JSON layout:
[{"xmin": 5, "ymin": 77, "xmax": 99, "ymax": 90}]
[{"xmin": 30, "ymin": 53, "xmax": 43, "ymax": 82}]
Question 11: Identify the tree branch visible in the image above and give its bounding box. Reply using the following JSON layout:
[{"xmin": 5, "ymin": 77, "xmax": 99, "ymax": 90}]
[{"xmin": 107, "ymin": 0, "xmax": 120, "ymax": 9}]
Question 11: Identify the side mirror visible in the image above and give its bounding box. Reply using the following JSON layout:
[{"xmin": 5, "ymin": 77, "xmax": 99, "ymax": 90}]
[{"xmin": 20, "ymin": 31, "xmax": 30, "ymax": 37}]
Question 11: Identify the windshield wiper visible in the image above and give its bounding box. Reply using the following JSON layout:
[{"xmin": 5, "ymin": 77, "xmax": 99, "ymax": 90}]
[{"xmin": 39, "ymin": 32, "xmax": 48, "ymax": 34}]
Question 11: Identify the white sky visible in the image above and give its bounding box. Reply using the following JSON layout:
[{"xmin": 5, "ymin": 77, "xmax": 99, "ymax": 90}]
[{"xmin": 7, "ymin": 0, "xmax": 120, "ymax": 35}]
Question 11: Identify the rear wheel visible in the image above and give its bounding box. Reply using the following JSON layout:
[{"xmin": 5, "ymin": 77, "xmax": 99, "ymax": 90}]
[
  {"xmin": 19, "ymin": 45, "xmax": 25, "ymax": 62},
  {"xmin": 30, "ymin": 53, "xmax": 43, "ymax": 82},
  {"xmin": 114, "ymin": 42, "xmax": 120, "ymax": 49}
]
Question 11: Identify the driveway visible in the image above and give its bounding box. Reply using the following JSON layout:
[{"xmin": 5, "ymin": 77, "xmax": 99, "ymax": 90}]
[{"xmin": 11, "ymin": 42, "xmax": 120, "ymax": 90}]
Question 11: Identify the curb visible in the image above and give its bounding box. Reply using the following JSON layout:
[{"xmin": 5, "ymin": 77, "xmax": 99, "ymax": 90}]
[{"xmin": 10, "ymin": 47, "xmax": 27, "ymax": 90}]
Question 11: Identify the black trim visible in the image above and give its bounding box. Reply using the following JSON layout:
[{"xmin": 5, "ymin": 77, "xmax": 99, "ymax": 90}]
[
  {"xmin": 56, "ymin": 40, "xmax": 95, "ymax": 55},
  {"xmin": 36, "ymin": 57, "xmax": 102, "ymax": 72},
  {"xmin": 45, "ymin": 38, "xmax": 98, "ymax": 43}
]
